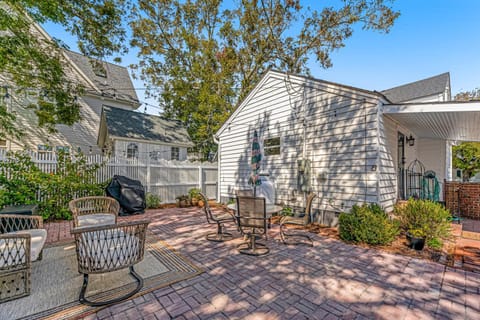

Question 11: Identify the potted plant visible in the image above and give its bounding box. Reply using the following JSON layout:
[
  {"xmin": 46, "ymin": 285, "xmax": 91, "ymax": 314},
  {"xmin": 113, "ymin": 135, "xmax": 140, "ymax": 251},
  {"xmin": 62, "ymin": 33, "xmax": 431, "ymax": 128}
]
[
  {"xmin": 175, "ymin": 194, "xmax": 190, "ymax": 208},
  {"xmin": 188, "ymin": 188, "xmax": 202, "ymax": 206},
  {"xmin": 406, "ymin": 228, "xmax": 426, "ymax": 250},
  {"xmin": 394, "ymin": 198, "xmax": 451, "ymax": 251}
]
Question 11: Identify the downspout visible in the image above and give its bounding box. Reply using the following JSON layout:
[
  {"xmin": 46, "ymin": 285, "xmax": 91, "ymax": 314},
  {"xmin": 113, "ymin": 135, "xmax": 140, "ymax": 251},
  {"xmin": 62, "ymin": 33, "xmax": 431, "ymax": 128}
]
[{"xmin": 213, "ymin": 134, "xmax": 220, "ymax": 202}]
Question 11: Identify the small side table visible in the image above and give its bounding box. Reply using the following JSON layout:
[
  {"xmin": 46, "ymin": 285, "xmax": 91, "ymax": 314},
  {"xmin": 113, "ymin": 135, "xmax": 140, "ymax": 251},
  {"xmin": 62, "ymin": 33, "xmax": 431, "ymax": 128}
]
[{"xmin": 0, "ymin": 204, "xmax": 39, "ymax": 232}]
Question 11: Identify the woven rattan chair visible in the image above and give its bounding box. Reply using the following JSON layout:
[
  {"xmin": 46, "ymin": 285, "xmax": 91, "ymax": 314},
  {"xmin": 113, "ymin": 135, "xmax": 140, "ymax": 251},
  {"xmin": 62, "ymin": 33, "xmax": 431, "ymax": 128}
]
[
  {"xmin": 69, "ymin": 196, "xmax": 120, "ymax": 228},
  {"xmin": 71, "ymin": 219, "xmax": 150, "ymax": 306},
  {"xmin": 280, "ymin": 193, "xmax": 317, "ymax": 246},
  {"xmin": 235, "ymin": 189, "xmax": 254, "ymax": 197},
  {"xmin": 236, "ymin": 196, "xmax": 269, "ymax": 256},
  {"xmin": 0, "ymin": 214, "xmax": 46, "ymax": 303},
  {"xmin": 199, "ymin": 192, "xmax": 236, "ymax": 242}
]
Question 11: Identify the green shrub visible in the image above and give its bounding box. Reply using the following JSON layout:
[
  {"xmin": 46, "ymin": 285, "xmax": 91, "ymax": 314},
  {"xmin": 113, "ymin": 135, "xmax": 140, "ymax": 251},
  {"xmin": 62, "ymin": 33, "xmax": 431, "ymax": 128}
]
[
  {"xmin": 280, "ymin": 206, "xmax": 293, "ymax": 217},
  {"xmin": 394, "ymin": 199, "xmax": 451, "ymax": 249},
  {"xmin": 0, "ymin": 150, "xmax": 105, "ymax": 220},
  {"xmin": 146, "ymin": 193, "xmax": 161, "ymax": 209},
  {"xmin": 339, "ymin": 203, "xmax": 399, "ymax": 245}
]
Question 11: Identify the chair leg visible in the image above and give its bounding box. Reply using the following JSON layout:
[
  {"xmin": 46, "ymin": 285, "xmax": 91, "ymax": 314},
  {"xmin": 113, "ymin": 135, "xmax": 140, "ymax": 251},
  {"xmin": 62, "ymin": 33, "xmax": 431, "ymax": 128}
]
[
  {"xmin": 280, "ymin": 223, "xmax": 313, "ymax": 247},
  {"xmin": 206, "ymin": 222, "xmax": 233, "ymax": 242},
  {"xmin": 79, "ymin": 266, "xmax": 144, "ymax": 306},
  {"xmin": 237, "ymin": 229, "xmax": 269, "ymax": 256}
]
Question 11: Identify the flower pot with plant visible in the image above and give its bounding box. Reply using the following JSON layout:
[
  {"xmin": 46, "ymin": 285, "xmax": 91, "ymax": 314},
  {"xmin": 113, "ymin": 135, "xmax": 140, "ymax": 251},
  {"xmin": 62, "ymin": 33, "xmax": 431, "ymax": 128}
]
[
  {"xmin": 394, "ymin": 198, "xmax": 451, "ymax": 251},
  {"xmin": 188, "ymin": 188, "xmax": 202, "ymax": 207},
  {"xmin": 175, "ymin": 194, "xmax": 190, "ymax": 208}
]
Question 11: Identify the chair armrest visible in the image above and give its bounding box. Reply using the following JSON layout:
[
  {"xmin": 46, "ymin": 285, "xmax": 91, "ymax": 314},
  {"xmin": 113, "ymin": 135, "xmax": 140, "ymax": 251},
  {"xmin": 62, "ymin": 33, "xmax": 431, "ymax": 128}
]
[
  {"xmin": 0, "ymin": 214, "xmax": 43, "ymax": 233},
  {"xmin": 0, "ymin": 233, "xmax": 31, "ymax": 269}
]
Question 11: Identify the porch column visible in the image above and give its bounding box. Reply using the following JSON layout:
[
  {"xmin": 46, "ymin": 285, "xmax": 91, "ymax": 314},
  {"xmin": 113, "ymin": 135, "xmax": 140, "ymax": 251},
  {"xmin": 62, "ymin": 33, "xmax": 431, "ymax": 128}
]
[{"xmin": 445, "ymin": 140, "xmax": 454, "ymax": 181}]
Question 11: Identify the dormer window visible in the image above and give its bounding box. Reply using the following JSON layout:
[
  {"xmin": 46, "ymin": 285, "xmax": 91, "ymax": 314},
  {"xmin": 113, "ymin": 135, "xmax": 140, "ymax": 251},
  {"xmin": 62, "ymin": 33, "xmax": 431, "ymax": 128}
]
[{"xmin": 91, "ymin": 60, "xmax": 107, "ymax": 78}]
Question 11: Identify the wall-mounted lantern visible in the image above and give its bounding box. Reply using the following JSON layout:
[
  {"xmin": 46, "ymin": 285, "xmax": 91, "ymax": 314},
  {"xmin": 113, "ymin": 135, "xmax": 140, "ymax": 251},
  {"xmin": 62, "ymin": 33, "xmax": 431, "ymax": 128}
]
[{"xmin": 406, "ymin": 134, "xmax": 415, "ymax": 147}]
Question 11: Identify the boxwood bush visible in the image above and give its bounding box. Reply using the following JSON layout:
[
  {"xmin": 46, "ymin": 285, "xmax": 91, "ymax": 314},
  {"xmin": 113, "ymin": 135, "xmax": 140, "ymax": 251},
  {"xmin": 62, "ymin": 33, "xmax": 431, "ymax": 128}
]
[{"xmin": 339, "ymin": 203, "xmax": 399, "ymax": 245}]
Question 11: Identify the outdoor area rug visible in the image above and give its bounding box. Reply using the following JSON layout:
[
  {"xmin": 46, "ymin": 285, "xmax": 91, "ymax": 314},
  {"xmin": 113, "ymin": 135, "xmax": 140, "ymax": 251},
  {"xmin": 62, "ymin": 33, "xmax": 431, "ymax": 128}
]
[{"xmin": 0, "ymin": 232, "xmax": 203, "ymax": 320}]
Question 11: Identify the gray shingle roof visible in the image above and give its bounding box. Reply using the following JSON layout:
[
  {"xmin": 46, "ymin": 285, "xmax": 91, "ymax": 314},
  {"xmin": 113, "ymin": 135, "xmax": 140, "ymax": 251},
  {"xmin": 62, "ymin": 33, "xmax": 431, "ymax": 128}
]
[
  {"xmin": 64, "ymin": 50, "xmax": 139, "ymax": 104},
  {"xmin": 103, "ymin": 106, "xmax": 193, "ymax": 146},
  {"xmin": 381, "ymin": 72, "xmax": 450, "ymax": 103}
]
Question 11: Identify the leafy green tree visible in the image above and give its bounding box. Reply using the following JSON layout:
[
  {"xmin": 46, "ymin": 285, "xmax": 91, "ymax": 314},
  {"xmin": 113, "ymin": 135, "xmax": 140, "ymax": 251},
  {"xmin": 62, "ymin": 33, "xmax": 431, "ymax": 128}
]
[
  {"xmin": 452, "ymin": 142, "xmax": 480, "ymax": 181},
  {"xmin": 453, "ymin": 90, "xmax": 480, "ymax": 181},
  {"xmin": 0, "ymin": 0, "xmax": 131, "ymax": 140},
  {"xmin": 130, "ymin": 0, "xmax": 399, "ymax": 160}
]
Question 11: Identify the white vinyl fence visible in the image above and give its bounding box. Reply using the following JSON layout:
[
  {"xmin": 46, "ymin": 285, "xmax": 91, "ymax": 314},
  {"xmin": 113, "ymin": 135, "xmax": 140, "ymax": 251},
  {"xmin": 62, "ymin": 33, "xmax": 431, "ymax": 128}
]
[{"xmin": 0, "ymin": 150, "xmax": 218, "ymax": 203}]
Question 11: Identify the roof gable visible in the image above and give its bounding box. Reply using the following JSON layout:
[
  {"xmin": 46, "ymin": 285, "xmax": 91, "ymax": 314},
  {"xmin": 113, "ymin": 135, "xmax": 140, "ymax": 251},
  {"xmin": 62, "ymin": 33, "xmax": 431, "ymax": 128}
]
[
  {"xmin": 102, "ymin": 106, "xmax": 193, "ymax": 146},
  {"xmin": 215, "ymin": 69, "xmax": 383, "ymax": 138},
  {"xmin": 64, "ymin": 50, "xmax": 139, "ymax": 104},
  {"xmin": 381, "ymin": 72, "xmax": 451, "ymax": 103}
]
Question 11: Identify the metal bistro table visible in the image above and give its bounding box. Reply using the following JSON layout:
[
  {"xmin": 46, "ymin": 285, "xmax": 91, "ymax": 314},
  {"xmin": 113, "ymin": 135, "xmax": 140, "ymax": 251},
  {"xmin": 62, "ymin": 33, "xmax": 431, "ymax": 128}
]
[{"xmin": 227, "ymin": 203, "xmax": 283, "ymax": 218}]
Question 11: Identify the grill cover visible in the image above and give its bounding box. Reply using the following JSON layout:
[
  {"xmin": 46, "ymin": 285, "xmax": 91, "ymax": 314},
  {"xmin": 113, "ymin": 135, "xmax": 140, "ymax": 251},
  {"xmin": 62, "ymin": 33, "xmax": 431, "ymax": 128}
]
[{"xmin": 106, "ymin": 175, "xmax": 146, "ymax": 216}]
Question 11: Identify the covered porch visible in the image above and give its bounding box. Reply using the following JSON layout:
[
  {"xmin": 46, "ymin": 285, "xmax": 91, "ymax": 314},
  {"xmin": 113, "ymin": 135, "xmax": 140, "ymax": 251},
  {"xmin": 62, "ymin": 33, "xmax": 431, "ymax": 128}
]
[{"xmin": 383, "ymin": 101, "xmax": 480, "ymax": 202}]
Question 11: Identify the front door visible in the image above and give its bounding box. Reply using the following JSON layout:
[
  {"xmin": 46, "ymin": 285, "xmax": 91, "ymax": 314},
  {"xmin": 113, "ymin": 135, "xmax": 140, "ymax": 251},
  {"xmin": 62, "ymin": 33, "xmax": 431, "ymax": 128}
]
[{"xmin": 398, "ymin": 132, "xmax": 406, "ymax": 199}]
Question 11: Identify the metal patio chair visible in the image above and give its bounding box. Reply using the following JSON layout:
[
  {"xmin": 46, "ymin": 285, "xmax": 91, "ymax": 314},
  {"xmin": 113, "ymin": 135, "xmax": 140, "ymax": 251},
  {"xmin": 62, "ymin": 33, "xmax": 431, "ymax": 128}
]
[
  {"xmin": 236, "ymin": 196, "xmax": 269, "ymax": 256},
  {"xmin": 280, "ymin": 193, "xmax": 317, "ymax": 246},
  {"xmin": 199, "ymin": 192, "xmax": 236, "ymax": 242}
]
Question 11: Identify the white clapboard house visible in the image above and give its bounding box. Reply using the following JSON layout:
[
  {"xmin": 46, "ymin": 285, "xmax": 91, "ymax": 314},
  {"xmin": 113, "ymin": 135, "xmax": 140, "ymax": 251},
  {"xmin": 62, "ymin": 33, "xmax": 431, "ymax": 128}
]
[
  {"xmin": 215, "ymin": 70, "xmax": 480, "ymax": 226},
  {"xmin": 98, "ymin": 106, "xmax": 193, "ymax": 162},
  {"xmin": 0, "ymin": 22, "xmax": 139, "ymax": 154}
]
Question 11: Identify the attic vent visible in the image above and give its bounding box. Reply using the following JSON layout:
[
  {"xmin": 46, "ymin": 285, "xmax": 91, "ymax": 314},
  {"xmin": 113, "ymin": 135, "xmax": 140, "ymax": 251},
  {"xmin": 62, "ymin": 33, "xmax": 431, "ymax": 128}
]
[
  {"xmin": 0, "ymin": 139, "xmax": 6, "ymax": 148},
  {"xmin": 91, "ymin": 60, "xmax": 107, "ymax": 78}
]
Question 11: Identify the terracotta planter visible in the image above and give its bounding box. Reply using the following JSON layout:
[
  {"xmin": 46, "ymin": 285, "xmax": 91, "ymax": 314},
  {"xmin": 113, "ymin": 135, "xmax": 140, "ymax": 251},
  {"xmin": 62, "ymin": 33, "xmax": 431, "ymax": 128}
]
[{"xmin": 406, "ymin": 232, "xmax": 426, "ymax": 251}]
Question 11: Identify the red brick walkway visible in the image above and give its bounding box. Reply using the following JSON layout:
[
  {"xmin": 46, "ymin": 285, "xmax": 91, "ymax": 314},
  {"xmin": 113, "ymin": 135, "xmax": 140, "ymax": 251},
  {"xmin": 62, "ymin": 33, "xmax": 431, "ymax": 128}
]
[{"xmin": 45, "ymin": 207, "xmax": 480, "ymax": 320}]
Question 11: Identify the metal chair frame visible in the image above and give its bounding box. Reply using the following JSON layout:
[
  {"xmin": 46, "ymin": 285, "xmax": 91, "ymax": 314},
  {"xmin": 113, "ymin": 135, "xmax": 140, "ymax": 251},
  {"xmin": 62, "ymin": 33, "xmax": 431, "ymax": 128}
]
[
  {"xmin": 199, "ymin": 192, "xmax": 235, "ymax": 242},
  {"xmin": 280, "ymin": 193, "xmax": 317, "ymax": 246},
  {"xmin": 236, "ymin": 196, "xmax": 269, "ymax": 256}
]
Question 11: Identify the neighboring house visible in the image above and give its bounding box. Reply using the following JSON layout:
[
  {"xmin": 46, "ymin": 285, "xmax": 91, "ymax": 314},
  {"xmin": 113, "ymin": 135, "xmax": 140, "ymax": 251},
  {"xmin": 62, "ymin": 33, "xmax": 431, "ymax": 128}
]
[
  {"xmin": 98, "ymin": 106, "xmax": 193, "ymax": 162},
  {"xmin": 2, "ymin": 23, "xmax": 139, "ymax": 154},
  {"xmin": 215, "ymin": 70, "xmax": 480, "ymax": 226}
]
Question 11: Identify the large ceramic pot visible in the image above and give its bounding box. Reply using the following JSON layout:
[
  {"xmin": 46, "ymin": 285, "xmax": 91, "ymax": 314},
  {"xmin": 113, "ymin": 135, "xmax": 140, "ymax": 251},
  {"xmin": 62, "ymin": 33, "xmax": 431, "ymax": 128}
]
[{"xmin": 406, "ymin": 232, "xmax": 426, "ymax": 251}]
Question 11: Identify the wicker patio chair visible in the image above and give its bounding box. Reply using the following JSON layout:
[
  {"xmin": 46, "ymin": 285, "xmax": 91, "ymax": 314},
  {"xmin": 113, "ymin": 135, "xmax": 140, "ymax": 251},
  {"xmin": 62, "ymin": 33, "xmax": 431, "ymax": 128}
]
[
  {"xmin": 235, "ymin": 189, "xmax": 254, "ymax": 197},
  {"xmin": 199, "ymin": 192, "xmax": 236, "ymax": 242},
  {"xmin": 0, "ymin": 214, "xmax": 47, "ymax": 303},
  {"xmin": 280, "ymin": 193, "xmax": 317, "ymax": 246},
  {"xmin": 69, "ymin": 196, "xmax": 120, "ymax": 228},
  {"xmin": 236, "ymin": 196, "xmax": 269, "ymax": 256},
  {"xmin": 71, "ymin": 219, "xmax": 150, "ymax": 306}
]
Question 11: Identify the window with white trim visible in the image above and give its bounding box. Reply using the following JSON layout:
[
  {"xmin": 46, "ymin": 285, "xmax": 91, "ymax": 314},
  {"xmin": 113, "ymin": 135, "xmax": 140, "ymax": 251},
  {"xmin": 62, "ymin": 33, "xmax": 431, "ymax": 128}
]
[
  {"xmin": 126, "ymin": 143, "xmax": 138, "ymax": 159},
  {"xmin": 264, "ymin": 137, "xmax": 280, "ymax": 156},
  {"xmin": 171, "ymin": 147, "xmax": 180, "ymax": 160},
  {"xmin": 38, "ymin": 144, "xmax": 53, "ymax": 153}
]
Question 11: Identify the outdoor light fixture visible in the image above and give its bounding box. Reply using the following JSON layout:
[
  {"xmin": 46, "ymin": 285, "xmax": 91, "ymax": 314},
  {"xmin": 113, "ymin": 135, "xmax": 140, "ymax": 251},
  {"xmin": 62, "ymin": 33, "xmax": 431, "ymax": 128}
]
[{"xmin": 406, "ymin": 134, "xmax": 415, "ymax": 147}]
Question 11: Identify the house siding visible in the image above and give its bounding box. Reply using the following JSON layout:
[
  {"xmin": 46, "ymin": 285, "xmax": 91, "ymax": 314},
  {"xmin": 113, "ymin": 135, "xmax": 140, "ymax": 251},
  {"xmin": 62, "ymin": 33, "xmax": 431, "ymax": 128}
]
[
  {"xmin": 113, "ymin": 140, "xmax": 188, "ymax": 162},
  {"xmin": 217, "ymin": 71, "xmax": 382, "ymax": 219}
]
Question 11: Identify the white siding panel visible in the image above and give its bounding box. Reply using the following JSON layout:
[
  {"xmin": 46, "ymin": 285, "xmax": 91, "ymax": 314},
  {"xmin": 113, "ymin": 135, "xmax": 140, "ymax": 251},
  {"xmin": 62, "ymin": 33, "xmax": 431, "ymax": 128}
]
[{"xmin": 218, "ymin": 72, "xmax": 382, "ymax": 212}]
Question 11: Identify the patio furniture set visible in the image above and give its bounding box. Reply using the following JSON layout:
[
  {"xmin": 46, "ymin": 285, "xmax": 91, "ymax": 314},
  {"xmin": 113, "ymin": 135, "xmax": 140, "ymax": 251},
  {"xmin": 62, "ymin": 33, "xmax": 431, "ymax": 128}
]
[
  {"xmin": 200, "ymin": 191, "xmax": 316, "ymax": 256},
  {"xmin": 0, "ymin": 196, "xmax": 150, "ymax": 307}
]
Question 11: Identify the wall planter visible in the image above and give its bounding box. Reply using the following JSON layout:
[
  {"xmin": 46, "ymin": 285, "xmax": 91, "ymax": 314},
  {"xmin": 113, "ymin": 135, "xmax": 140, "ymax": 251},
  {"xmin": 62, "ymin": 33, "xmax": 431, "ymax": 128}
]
[{"xmin": 406, "ymin": 232, "xmax": 426, "ymax": 251}]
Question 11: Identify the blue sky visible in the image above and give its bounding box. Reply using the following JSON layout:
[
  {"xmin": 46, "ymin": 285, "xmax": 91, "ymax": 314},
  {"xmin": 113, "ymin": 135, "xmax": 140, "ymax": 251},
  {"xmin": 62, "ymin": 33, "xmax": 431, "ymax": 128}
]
[{"xmin": 43, "ymin": 1, "xmax": 480, "ymax": 113}]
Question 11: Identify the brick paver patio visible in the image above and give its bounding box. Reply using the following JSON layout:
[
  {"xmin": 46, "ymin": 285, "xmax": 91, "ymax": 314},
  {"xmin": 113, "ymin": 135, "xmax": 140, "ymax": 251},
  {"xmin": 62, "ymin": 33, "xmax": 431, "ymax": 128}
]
[{"xmin": 44, "ymin": 207, "xmax": 480, "ymax": 320}]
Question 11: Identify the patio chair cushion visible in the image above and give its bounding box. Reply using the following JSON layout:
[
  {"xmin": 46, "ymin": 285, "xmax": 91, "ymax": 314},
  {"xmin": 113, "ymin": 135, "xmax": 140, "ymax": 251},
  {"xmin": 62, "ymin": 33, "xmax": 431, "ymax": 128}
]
[
  {"xmin": 77, "ymin": 213, "xmax": 116, "ymax": 228},
  {"xmin": 0, "ymin": 229, "xmax": 47, "ymax": 267}
]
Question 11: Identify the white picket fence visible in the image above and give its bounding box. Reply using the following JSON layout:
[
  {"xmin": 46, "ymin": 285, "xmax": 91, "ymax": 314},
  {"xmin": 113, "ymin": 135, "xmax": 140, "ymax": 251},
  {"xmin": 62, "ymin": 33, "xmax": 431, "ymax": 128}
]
[{"xmin": 0, "ymin": 150, "xmax": 218, "ymax": 203}]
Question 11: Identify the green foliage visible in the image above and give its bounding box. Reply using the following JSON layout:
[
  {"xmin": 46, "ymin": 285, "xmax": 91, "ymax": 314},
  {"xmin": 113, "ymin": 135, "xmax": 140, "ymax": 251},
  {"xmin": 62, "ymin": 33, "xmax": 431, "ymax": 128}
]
[
  {"xmin": 280, "ymin": 206, "xmax": 293, "ymax": 217},
  {"xmin": 0, "ymin": 150, "xmax": 105, "ymax": 220},
  {"xmin": 452, "ymin": 142, "xmax": 480, "ymax": 181},
  {"xmin": 394, "ymin": 199, "xmax": 452, "ymax": 249},
  {"xmin": 188, "ymin": 187, "xmax": 201, "ymax": 200},
  {"xmin": 146, "ymin": 192, "xmax": 161, "ymax": 209},
  {"xmin": 130, "ymin": 0, "xmax": 399, "ymax": 160},
  {"xmin": 339, "ymin": 203, "xmax": 399, "ymax": 246},
  {"xmin": 0, "ymin": 1, "xmax": 130, "ymax": 139},
  {"xmin": 0, "ymin": 151, "xmax": 41, "ymax": 206}
]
